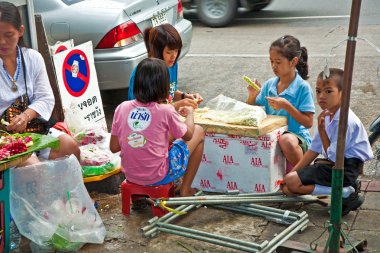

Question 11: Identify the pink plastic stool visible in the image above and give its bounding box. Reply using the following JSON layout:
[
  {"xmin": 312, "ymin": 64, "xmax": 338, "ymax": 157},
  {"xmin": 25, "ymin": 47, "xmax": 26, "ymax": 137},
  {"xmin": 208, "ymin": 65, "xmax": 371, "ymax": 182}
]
[{"xmin": 121, "ymin": 180, "xmax": 175, "ymax": 217}]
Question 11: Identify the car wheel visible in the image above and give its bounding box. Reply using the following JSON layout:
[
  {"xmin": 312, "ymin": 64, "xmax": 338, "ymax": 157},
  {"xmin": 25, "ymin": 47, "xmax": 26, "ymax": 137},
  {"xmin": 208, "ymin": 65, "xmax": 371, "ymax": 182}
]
[{"xmin": 195, "ymin": 0, "xmax": 238, "ymax": 27}]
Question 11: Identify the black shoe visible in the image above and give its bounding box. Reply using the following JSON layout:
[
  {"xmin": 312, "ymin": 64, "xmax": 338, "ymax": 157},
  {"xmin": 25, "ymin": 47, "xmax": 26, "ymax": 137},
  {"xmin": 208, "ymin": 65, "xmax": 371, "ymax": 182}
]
[
  {"xmin": 342, "ymin": 192, "xmax": 364, "ymax": 216},
  {"xmin": 353, "ymin": 180, "xmax": 362, "ymax": 193}
]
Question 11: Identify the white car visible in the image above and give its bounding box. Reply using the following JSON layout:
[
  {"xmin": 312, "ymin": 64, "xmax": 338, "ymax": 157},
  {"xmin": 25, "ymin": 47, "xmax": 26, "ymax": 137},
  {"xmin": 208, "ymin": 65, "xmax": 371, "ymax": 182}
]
[
  {"xmin": 183, "ymin": 0, "xmax": 272, "ymax": 27},
  {"xmin": 33, "ymin": 0, "xmax": 193, "ymax": 91}
]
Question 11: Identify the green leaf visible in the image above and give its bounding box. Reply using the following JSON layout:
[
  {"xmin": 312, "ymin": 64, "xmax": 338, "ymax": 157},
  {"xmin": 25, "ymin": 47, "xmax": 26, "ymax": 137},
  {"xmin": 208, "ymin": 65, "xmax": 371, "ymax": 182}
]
[{"xmin": 0, "ymin": 133, "xmax": 60, "ymax": 165}]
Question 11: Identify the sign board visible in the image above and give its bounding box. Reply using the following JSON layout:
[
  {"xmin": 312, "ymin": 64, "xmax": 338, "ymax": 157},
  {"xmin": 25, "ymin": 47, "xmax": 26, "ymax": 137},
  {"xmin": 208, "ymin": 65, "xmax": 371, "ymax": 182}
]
[
  {"xmin": 49, "ymin": 40, "xmax": 74, "ymax": 55},
  {"xmin": 53, "ymin": 41, "xmax": 107, "ymax": 133}
]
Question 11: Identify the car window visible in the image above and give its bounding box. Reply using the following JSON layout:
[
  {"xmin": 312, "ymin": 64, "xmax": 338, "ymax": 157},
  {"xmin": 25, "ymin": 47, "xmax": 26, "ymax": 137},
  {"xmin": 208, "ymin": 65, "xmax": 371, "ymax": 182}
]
[{"xmin": 62, "ymin": 0, "xmax": 84, "ymax": 5}]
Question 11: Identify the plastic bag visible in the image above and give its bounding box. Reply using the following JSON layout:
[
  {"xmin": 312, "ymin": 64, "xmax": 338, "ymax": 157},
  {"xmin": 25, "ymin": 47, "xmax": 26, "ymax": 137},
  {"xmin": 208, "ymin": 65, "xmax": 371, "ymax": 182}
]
[
  {"xmin": 74, "ymin": 126, "xmax": 108, "ymax": 146},
  {"xmin": 79, "ymin": 144, "xmax": 112, "ymax": 166},
  {"xmin": 80, "ymin": 144, "xmax": 120, "ymax": 177},
  {"xmin": 64, "ymin": 101, "xmax": 83, "ymax": 135},
  {"xmin": 10, "ymin": 155, "xmax": 106, "ymax": 252},
  {"xmin": 198, "ymin": 94, "xmax": 267, "ymax": 126}
]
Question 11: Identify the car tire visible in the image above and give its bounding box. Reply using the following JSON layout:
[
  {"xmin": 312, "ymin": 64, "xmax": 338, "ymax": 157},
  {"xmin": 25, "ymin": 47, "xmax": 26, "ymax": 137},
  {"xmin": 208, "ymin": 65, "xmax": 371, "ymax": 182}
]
[{"xmin": 195, "ymin": 0, "xmax": 238, "ymax": 27}]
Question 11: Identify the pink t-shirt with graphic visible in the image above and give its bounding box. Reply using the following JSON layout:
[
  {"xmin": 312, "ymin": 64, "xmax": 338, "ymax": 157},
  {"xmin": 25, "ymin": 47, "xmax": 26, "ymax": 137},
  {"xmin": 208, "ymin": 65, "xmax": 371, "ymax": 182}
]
[{"xmin": 111, "ymin": 100, "xmax": 187, "ymax": 185}]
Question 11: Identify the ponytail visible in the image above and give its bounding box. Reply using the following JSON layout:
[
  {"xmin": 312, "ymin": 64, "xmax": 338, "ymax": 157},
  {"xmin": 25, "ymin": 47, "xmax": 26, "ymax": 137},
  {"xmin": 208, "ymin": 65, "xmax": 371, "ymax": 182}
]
[{"xmin": 296, "ymin": 46, "xmax": 309, "ymax": 80}]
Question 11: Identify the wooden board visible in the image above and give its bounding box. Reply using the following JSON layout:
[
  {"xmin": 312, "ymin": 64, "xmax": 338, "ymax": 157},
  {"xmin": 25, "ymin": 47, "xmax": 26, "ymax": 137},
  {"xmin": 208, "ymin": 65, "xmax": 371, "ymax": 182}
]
[{"xmin": 194, "ymin": 115, "xmax": 287, "ymax": 137}]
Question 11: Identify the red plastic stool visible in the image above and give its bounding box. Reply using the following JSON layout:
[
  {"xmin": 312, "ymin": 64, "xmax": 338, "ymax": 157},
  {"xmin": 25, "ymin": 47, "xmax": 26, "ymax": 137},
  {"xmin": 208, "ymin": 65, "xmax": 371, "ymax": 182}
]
[{"xmin": 121, "ymin": 180, "xmax": 175, "ymax": 217}]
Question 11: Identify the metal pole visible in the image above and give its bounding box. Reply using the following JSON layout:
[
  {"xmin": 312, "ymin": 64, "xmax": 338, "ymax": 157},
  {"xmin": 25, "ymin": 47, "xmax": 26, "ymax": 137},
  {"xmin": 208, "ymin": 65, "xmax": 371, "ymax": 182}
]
[
  {"xmin": 157, "ymin": 227, "xmax": 259, "ymax": 252},
  {"xmin": 162, "ymin": 191, "xmax": 284, "ymax": 201},
  {"xmin": 158, "ymin": 195, "xmax": 321, "ymax": 206},
  {"xmin": 260, "ymin": 215, "xmax": 309, "ymax": 252},
  {"xmin": 157, "ymin": 222, "xmax": 265, "ymax": 250},
  {"xmin": 215, "ymin": 205, "xmax": 298, "ymax": 223},
  {"xmin": 329, "ymin": 0, "xmax": 362, "ymax": 252}
]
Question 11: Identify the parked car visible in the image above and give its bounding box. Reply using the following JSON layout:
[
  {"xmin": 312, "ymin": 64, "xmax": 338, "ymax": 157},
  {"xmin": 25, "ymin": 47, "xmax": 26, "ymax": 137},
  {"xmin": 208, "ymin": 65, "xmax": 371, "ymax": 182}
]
[
  {"xmin": 33, "ymin": 0, "xmax": 192, "ymax": 91},
  {"xmin": 182, "ymin": 0, "xmax": 272, "ymax": 27}
]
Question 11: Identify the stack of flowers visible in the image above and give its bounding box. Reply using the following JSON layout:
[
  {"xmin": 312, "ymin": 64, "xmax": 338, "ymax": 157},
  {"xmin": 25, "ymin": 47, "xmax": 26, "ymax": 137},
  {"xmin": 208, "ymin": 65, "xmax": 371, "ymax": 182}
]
[{"xmin": 0, "ymin": 134, "xmax": 33, "ymax": 161}]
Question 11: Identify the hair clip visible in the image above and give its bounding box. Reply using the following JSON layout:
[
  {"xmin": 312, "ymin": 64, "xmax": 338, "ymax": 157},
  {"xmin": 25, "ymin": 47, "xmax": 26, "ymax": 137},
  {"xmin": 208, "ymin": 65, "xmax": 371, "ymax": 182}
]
[{"xmin": 323, "ymin": 65, "xmax": 330, "ymax": 79}]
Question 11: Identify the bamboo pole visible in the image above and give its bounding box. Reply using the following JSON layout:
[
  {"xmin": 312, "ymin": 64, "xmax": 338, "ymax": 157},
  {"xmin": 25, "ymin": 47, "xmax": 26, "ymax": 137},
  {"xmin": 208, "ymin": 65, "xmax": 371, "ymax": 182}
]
[{"xmin": 328, "ymin": 0, "xmax": 362, "ymax": 252}]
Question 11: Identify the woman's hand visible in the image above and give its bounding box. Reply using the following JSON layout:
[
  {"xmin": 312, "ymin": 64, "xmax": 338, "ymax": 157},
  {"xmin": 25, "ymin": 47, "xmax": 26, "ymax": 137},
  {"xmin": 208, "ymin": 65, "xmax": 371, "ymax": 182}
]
[
  {"xmin": 7, "ymin": 113, "xmax": 28, "ymax": 133},
  {"xmin": 174, "ymin": 98, "xmax": 198, "ymax": 110},
  {"xmin": 265, "ymin": 96, "xmax": 289, "ymax": 110}
]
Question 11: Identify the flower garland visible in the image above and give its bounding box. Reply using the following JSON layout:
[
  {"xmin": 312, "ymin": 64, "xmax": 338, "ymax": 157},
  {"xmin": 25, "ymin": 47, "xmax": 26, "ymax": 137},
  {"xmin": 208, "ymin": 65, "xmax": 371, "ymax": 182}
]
[{"xmin": 0, "ymin": 134, "xmax": 33, "ymax": 160}]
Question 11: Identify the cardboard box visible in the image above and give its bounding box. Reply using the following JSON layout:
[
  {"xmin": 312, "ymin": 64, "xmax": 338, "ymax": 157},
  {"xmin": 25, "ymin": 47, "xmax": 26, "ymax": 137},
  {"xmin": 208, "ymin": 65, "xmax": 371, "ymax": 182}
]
[{"xmin": 192, "ymin": 125, "xmax": 288, "ymax": 193}]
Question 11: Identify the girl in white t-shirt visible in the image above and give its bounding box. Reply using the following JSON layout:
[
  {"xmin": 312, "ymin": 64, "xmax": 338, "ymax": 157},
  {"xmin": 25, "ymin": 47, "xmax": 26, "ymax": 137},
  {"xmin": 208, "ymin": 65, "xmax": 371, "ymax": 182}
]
[{"xmin": 110, "ymin": 58, "xmax": 204, "ymax": 197}]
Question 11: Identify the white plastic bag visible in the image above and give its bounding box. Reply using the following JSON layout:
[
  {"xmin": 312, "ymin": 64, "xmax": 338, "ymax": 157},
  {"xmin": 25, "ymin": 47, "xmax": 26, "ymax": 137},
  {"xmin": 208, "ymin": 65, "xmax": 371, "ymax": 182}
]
[
  {"xmin": 64, "ymin": 101, "xmax": 84, "ymax": 135},
  {"xmin": 74, "ymin": 125, "xmax": 108, "ymax": 146},
  {"xmin": 80, "ymin": 144, "xmax": 121, "ymax": 177},
  {"xmin": 198, "ymin": 94, "xmax": 267, "ymax": 126},
  {"xmin": 10, "ymin": 155, "xmax": 106, "ymax": 252}
]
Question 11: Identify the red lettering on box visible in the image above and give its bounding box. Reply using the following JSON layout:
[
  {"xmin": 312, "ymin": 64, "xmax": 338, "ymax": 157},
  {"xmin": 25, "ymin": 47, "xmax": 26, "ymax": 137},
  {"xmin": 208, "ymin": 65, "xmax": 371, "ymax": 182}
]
[
  {"xmin": 213, "ymin": 138, "xmax": 229, "ymax": 149},
  {"xmin": 227, "ymin": 134, "xmax": 242, "ymax": 139},
  {"xmin": 227, "ymin": 181, "xmax": 238, "ymax": 190},
  {"xmin": 250, "ymin": 157, "xmax": 263, "ymax": 167},
  {"xmin": 216, "ymin": 169, "xmax": 223, "ymax": 180},
  {"xmin": 201, "ymin": 154, "xmax": 211, "ymax": 164},
  {"xmin": 255, "ymin": 184, "xmax": 266, "ymax": 192},
  {"xmin": 206, "ymin": 132, "xmax": 215, "ymax": 137},
  {"xmin": 200, "ymin": 179, "xmax": 211, "ymax": 188},
  {"xmin": 261, "ymin": 141, "xmax": 271, "ymax": 150},
  {"xmin": 276, "ymin": 130, "xmax": 281, "ymax": 141},
  {"xmin": 222, "ymin": 155, "xmax": 239, "ymax": 166},
  {"xmin": 257, "ymin": 135, "xmax": 271, "ymax": 141},
  {"xmin": 240, "ymin": 140, "xmax": 258, "ymax": 147}
]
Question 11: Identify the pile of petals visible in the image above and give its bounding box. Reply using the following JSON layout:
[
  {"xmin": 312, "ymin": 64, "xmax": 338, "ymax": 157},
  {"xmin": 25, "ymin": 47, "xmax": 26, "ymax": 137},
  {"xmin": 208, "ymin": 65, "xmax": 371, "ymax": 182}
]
[{"xmin": 0, "ymin": 135, "xmax": 33, "ymax": 161}]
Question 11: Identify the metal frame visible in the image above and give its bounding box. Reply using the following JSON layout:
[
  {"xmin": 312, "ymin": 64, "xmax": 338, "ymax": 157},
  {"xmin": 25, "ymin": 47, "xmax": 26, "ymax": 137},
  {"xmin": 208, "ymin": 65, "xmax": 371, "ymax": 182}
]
[{"xmin": 142, "ymin": 191, "xmax": 311, "ymax": 253}]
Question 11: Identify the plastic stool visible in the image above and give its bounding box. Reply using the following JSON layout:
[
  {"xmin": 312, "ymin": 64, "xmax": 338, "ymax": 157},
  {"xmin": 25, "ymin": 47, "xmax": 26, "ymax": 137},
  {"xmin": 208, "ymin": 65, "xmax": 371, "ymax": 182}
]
[{"xmin": 121, "ymin": 180, "xmax": 175, "ymax": 217}]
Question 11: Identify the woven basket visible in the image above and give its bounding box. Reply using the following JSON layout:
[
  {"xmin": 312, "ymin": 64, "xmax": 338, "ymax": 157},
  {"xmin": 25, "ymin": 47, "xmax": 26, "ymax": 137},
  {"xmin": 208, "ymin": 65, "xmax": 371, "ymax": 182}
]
[{"xmin": 0, "ymin": 153, "xmax": 32, "ymax": 172}]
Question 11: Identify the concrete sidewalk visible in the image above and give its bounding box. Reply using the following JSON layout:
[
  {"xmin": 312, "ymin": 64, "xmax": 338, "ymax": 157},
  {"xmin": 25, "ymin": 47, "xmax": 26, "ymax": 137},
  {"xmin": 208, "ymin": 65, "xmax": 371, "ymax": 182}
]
[{"xmin": 17, "ymin": 179, "xmax": 380, "ymax": 252}]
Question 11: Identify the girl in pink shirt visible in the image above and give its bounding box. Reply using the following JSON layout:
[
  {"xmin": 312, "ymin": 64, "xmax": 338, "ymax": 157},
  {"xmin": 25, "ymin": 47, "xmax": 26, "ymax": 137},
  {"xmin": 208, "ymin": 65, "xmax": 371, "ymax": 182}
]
[{"xmin": 110, "ymin": 58, "xmax": 204, "ymax": 197}]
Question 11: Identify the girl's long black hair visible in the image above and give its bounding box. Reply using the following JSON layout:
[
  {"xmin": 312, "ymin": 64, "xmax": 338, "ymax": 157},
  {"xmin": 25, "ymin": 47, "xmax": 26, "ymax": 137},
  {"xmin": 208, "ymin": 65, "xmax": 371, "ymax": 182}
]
[{"xmin": 270, "ymin": 35, "xmax": 309, "ymax": 80}]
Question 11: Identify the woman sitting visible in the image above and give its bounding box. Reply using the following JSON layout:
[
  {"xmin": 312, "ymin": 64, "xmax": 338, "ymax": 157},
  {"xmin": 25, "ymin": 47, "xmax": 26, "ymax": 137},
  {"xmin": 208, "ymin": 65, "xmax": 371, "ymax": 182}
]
[{"xmin": 0, "ymin": 1, "xmax": 80, "ymax": 165}]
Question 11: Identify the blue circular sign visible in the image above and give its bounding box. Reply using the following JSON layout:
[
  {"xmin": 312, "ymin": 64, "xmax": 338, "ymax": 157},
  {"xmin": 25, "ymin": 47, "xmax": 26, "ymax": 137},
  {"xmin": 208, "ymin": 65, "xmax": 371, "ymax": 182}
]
[{"xmin": 62, "ymin": 49, "xmax": 90, "ymax": 97}]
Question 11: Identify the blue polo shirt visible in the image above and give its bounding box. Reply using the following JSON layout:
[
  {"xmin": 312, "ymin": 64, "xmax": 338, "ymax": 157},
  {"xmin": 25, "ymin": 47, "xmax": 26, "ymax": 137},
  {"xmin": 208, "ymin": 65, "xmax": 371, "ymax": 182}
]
[
  {"xmin": 128, "ymin": 62, "xmax": 178, "ymax": 101},
  {"xmin": 256, "ymin": 73, "xmax": 315, "ymax": 145}
]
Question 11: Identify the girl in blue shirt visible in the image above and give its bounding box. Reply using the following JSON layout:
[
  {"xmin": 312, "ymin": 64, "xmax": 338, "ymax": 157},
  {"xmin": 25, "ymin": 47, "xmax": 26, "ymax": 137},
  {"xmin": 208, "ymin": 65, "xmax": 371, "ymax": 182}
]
[
  {"xmin": 128, "ymin": 24, "xmax": 202, "ymax": 110},
  {"xmin": 246, "ymin": 35, "xmax": 315, "ymax": 169}
]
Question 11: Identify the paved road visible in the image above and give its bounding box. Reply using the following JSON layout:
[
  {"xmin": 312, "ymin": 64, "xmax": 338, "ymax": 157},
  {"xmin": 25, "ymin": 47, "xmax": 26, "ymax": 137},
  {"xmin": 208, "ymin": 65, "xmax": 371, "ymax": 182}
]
[
  {"xmin": 185, "ymin": 0, "xmax": 380, "ymax": 24},
  {"xmin": 180, "ymin": 1, "xmax": 380, "ymax": 178}
]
